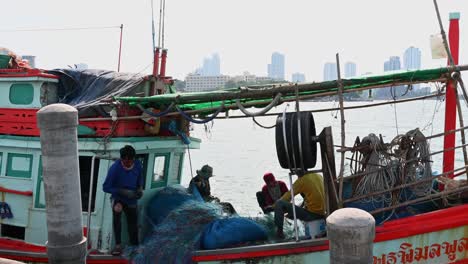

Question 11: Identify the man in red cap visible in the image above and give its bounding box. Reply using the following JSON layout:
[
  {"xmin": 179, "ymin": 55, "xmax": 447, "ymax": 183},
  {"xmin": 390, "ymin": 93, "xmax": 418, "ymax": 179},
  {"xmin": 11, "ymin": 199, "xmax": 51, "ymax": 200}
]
[{"xmin": 256, "ymin": 172, "xmax": 288, "ymax": 213}]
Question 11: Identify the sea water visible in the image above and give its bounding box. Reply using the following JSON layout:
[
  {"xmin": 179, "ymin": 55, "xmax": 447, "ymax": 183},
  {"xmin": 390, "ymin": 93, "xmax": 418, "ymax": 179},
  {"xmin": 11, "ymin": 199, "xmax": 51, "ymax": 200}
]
[{"xmin": 181, "ymin": 99, "xmax": 468, "ymax": 216}]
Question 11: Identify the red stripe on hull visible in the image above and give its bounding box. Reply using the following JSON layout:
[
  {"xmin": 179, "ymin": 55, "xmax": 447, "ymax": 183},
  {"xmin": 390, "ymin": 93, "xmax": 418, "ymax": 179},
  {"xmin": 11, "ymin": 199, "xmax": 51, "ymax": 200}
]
[{"xmin": 193, "ymin": 204, "xmax": 468, "ymax": 262}]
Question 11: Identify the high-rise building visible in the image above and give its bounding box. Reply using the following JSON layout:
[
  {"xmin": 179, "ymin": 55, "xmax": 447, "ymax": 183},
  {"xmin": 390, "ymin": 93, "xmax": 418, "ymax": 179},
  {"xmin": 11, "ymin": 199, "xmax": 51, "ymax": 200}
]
[
  {"xmin": 267, "ymin": 52, "xmax": 285, "ymax": 80},
  {"xmin": 384, "ymin": 56, "xmax": 401, "ymax": 71},
  {"xmin": 199, "ymin": 53, "xmax": 221, "ymax": 76},
  {"xmin": 379, "ymin": 56, "xmax": 404, "ymax": 99},
  {"xmin": 404, "ymin": 46, "xmax": 421, "ymax": 70},
  {"xmin": 291, "ymin": 72, "xmax": 306, "ymax": 83},
  {"xmin": 323, "ymin": 62, "xmax": 337, "ymax": 81},
  {"xmin": 344, "ymin": 62, "xmax": 357, "ymax": 78}
]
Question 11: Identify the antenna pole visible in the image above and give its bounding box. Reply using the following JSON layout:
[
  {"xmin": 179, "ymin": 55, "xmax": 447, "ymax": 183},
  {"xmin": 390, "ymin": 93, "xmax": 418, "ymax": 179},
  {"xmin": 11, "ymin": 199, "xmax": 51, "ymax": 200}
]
[{"xmin": 117, "ymin": 24, "xmax": 123, "ymax": 72}]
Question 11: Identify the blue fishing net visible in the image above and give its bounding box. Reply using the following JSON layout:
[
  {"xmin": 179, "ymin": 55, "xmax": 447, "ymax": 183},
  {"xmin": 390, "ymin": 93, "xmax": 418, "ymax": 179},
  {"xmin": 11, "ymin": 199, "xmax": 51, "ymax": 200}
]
[{"xmin": 128, "ymin": 185, "xmax": 271, "ymax": 264}]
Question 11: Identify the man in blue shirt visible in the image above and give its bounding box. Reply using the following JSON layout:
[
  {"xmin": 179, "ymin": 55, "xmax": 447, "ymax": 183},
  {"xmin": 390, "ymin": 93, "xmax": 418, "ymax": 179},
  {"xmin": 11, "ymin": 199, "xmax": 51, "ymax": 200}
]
[{"xmin": 103, "ymin": 145, "xmax": 144, "ymax": 256}]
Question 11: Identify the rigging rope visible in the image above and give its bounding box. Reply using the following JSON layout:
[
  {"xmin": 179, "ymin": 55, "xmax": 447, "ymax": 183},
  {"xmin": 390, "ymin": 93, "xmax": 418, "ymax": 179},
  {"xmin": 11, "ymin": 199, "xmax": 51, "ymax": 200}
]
[
  {"xmin": 176, "ymin": 103, "xmax": 224, "ymax": 124},
  {"xmin": 186, "ymin": 144, "xmax": 194, "ymax": 179},
  {"xmin": 252, "ymin": 117, "xmax": 276, "ymax": 129},
  {"xmin": 235, "ymin": 93, "xmax": 282, "ymax": 117},
  {"xmin": 136, "ymin": 102, "xmax": 175, "ymax": 118}
]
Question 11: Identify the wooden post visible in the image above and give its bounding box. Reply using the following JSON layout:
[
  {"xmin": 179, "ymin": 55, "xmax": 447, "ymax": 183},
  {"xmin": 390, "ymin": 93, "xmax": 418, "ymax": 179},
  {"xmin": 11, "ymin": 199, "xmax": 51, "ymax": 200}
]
[
  {"xmin": 319, "ymin": 127, "xmax": 339, "ymax": 214},
  {"xmin": 335, "ymin": 53, "xmax": 346, "ymax": 207}
]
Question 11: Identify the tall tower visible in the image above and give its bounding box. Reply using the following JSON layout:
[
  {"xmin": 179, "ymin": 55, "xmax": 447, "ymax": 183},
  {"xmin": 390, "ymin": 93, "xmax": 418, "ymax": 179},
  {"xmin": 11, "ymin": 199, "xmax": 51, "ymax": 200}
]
[
  {"xmin": 267, "ymin": 52, "xmax": 285, "ymax": 80},
  {"xmin": 403, "ymin": 47, "xmax": 421, "ymax": 70},
  {"xmin": 344, "ymin": 62, "xmax": 357, "ymax": 78},
  {"xmin": 211, "ymin": 53, "xmax": 221, "ymax": 76},
  {"xmin": 380, "ymin": 56, "xmax": 403, "ymax": 99},
  {"xmin": 291, "ymin": 72, "xmax": 306, "ymax": 83},
  {"xmin": 384, "ymin": 56, "xmax": 401, "ymax": 71},
  {"xmin": 201, "ymin": 53, "xmax": 221, "ymax": 76},
  {"xmin": 323, "ymin": 62, "xmax": 337, "ymax": 81}
]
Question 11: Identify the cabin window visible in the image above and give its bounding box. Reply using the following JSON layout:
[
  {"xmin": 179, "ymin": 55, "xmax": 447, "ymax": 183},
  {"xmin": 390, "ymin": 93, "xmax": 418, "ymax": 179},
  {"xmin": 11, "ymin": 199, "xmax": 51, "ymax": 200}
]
[
  {"xmin": 9, "ymin": 83, "xmax": 34, "ymax": 105},
  {"xmin": 151, "ymin": 154, "xmax": 169, "ymax": 188},
  {"xmin": 0, "ymin": 152, "xmax": 3, "ymax": 174},
  {"xmin": 79, "ymin": 156, "xmax": 100, "ymax": 212},
  {"xmin": 1, "ymin": 224, "xmax": 25, "ymax": 240},
  {"xmin": 6, "ymin": 153, "xmax": 33, "ymax": 178}
]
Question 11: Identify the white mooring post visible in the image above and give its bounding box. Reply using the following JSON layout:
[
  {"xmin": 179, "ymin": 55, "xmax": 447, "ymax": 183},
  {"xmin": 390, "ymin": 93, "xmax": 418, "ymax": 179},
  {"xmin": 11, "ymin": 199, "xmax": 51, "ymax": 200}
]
[
  {"xmin": 327, "ymin": 208, "xmax": 375, "ymax": 264},
  {"xmin": 0, "ymin": 258, "xmax": 25, "ymax": 264},
  {"xmin": 37, "ymin": 104, "xmax": 87, "ymax": 264}
]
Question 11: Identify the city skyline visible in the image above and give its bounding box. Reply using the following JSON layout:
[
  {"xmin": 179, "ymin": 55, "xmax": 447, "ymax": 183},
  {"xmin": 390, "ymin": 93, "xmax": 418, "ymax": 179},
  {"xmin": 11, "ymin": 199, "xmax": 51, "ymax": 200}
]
[
  {"xmin": 190, "ymin": 46, "xmax": 425, "ymax": 83},
  {"xmin": 2, "ymin": 1, "xmax": 466, "ymax": 84}
]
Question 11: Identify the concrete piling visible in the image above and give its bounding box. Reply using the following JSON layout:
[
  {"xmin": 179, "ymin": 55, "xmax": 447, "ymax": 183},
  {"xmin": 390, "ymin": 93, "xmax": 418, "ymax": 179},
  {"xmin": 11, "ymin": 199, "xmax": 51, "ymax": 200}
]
[
  {"xmin": 327, "ymin": 208, "xmax": 375, "ymax": 264},
  {"xmin": 37, "ymin": 104, "xmax": 87, "ymax": 264},
  {"xmin": 0, "ymin": 258, "xmax": 25, "ymax": 264}
]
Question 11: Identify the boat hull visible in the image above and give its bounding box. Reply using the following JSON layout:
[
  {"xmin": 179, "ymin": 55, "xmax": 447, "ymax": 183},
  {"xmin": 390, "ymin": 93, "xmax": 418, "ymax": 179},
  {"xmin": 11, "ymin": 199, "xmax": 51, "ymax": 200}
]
[{"xmin": 193, "ymin": 204, "xmax": 468, "ymax": 263}]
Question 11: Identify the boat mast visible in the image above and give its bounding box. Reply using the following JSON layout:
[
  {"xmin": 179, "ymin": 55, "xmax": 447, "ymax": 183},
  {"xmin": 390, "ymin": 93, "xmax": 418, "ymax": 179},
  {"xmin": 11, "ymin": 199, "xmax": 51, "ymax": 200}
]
[
  {"xmin": 442, "ymin": 13, "xmax": 460, "ymax": 179},
  {"xmin": 117, "ymin": 24, "xmax": 124, "ymax": 72}
]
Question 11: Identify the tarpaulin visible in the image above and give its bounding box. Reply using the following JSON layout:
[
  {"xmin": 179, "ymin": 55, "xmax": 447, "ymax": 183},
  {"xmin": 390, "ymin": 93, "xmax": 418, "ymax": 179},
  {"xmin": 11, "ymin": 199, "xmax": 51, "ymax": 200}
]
[{"xmin": 49, "ymin": 69, "xmax": 146, "ymax": 117}]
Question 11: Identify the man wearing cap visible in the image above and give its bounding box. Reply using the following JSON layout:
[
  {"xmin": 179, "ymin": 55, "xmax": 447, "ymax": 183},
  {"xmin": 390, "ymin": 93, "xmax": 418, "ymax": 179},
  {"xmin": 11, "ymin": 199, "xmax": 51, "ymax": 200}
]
[
  {"xmin": 190, "ymin": 164, "xmax": 214, "ymax": 201},
  {"xmin": 256, "ymin": 172, "xmax": 288, "ymax": 213},
  {"xmin": 190, "ymin": 164, "xmax": 236, "ymax": 214}
]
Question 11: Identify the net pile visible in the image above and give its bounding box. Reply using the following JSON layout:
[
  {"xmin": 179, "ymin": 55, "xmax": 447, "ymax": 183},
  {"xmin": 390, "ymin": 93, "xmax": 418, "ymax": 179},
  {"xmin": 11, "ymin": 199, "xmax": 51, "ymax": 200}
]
[{"xmin": 128, "ymin": 185, "xmax": 270, "ymax": 263}]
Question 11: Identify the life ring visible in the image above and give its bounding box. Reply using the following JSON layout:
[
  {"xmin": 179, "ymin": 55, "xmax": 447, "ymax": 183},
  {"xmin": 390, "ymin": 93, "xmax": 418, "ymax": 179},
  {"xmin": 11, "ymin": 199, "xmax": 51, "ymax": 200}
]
[{"xmin": 275, "ymin": 111, "xmax": 317, "ymax": 169}]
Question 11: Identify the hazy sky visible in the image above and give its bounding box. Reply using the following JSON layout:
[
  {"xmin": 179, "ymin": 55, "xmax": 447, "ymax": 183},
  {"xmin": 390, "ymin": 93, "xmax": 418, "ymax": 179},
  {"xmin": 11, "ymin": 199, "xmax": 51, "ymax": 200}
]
[{"xmin": 2, "ymin": 0, "xmax": 467, "ymax": 81}]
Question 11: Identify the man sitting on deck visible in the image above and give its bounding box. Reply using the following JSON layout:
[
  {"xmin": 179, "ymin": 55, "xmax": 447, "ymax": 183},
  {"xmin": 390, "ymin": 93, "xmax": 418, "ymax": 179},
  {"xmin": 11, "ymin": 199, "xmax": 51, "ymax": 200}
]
[
  {"xmin": 189, "ymin": 164, "xmax": 236, "ymax": 214},
  {"xmin": 256, "ymin": 172, "xmax": 288, "ymax": 213},
  {"xmin": 274, "ymin": 170, "xmax": 325, "ymax": 239}
]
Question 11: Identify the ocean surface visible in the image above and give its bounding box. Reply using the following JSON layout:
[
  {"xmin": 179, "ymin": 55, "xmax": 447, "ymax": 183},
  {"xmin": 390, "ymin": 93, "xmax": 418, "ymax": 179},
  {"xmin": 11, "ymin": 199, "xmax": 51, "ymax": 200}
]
[{"xmin": 180, "ymin": 98, "xmax": 468, "ymax": 216}]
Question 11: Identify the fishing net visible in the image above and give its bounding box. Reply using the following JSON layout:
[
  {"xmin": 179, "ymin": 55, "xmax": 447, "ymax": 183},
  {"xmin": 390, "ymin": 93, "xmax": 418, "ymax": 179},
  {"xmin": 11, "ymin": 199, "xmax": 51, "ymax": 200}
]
[{"xmin": 127, "ymin": 185, "xmax": 273, "ymax": 264}]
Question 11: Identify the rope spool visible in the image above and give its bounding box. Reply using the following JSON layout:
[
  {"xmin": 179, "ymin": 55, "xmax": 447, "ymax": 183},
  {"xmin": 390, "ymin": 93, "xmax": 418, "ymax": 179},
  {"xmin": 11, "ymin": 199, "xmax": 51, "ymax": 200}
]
[{"xmin": 275, "ymin": 111, "xmax": 317, "ymax": 169}]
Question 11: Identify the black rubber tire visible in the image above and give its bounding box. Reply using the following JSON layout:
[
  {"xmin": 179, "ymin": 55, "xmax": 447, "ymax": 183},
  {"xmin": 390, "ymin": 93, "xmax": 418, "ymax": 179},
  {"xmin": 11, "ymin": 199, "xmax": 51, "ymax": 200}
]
[{"xmin": 275, "ymin": 111, "xmax": 317, "ymax": 169}]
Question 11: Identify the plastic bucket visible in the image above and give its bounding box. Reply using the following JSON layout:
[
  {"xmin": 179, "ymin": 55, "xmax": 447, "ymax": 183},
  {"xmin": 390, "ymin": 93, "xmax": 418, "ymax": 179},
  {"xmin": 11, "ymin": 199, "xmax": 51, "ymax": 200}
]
[
  {"xmin": 304, "ymin": 219, "xmax": 326, "ymax": 238},
  {"xmin": 0, "ymin": 55, "xmax": 11, "ymax": 69}
]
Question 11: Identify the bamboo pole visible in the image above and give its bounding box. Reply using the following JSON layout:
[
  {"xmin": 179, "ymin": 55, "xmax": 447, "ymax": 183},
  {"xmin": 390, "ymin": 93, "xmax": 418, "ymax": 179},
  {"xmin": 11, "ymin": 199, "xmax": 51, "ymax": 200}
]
[
  {"xmin": 336, "ymin": 54, "xmax": 346, "ymax": 208},
  {"xmin": 117, "ymin": 64, "xmax": 468, "ymax": 105},
  {"xmin": 80, "ymin": 90, "xmax": 446, "ymax": 122},
  {"xmin": 370, "ymin": 184, "xmax": 468, "ymax": 215},
  {"xmin": 324, "ymin": 154, "xmax": 340, "ymax": 207}
]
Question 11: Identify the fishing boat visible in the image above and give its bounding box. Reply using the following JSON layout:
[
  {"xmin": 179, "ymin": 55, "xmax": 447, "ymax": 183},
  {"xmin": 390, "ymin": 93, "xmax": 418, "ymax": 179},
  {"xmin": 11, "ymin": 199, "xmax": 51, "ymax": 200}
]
[{"xmin": 1, "ymin": 5, "xmax": 468, "ymax": 264}]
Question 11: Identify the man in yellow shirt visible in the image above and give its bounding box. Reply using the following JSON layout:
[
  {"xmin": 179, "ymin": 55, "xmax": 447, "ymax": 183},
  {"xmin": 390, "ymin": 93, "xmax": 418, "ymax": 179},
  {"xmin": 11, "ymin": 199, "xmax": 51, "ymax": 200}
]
[{"xmin": 274, "ymin": 170, "xmax": 325, "ymax": 238}]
